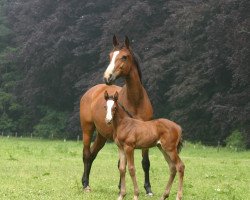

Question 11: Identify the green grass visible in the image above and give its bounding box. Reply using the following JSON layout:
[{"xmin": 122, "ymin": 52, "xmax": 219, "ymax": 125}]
[{"xmin": 0, "ymin": 137, "xmax": 249, "ymax": 200}]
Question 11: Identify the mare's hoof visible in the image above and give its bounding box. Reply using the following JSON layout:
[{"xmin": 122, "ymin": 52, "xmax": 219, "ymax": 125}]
[
  {"xmin": 83, "ymin": 186, "xmax": 91, "ymax": 192},
  {"xmin": 146, "ymin": 192, "xmax": 153, "ymax": 197}
]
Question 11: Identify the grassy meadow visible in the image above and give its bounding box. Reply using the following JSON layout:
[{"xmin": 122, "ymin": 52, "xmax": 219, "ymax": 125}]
[{"xmin": 0, "ymin": 137, "xmax": 249, "ymax": 200}]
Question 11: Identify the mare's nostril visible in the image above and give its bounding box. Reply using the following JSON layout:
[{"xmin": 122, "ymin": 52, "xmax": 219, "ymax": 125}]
[
  {"xmin": 105, "ymin": 119, "xmax": 111, "ymax": 124},
  {"xmin": 104, "ymin": 78, "xmax": 108, "ymax": 84},
  {"xmin": 108, "ymin": 74, "xmax": 112, "ymax": 82}
]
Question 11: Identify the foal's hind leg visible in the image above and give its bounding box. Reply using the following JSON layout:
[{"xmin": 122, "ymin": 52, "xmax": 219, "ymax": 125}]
[
  {"xmin": 165, "ymin": 150, "xmax": 185, "ymax": 200},
  {"xmin": 158, "ymin": 146, "xmax": 177, "ymax": 200},
  {"xmin": 141, "ymin": 148, "xmax": 153, "ymax": 195}
]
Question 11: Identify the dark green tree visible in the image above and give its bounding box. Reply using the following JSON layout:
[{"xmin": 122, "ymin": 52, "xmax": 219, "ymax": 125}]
[{"xmin": 1, "ymin": 0, "xmax": 249, "ymax": 145}]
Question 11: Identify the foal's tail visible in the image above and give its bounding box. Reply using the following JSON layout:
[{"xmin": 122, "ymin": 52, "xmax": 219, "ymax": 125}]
[
  {"xmin": 177, "ymin": 138, "xmax": 183, "ymax": 154},
  {"xmin": 177, "ymin": 126, "xmax": 183, "ymax": 153}
]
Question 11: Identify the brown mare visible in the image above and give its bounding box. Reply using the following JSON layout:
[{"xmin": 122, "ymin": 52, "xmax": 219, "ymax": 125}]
[
  {"xmin": 80, "ymin": 35, "xmax": 153, "ymax": 194},
  {"xmin": 104, "ymin": 91, "xmax": 185, "ymax": 200}
]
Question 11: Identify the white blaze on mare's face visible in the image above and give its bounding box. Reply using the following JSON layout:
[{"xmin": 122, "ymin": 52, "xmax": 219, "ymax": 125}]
[
  {"xmin": 104, "ymin": 51, "xmax": 119, "ymax": 79},
  {"xmin": 105, "ymin": 99, "xmax": 115, "ymax": 123}
]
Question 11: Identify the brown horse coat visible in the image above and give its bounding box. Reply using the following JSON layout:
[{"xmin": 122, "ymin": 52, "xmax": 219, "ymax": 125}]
[{"xmin": 80, "ymin": 36, "xmax": 153, "ymax": 194}]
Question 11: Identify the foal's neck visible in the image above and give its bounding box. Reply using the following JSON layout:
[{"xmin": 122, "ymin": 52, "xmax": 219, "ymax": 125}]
[
  {"xmin": 112, "ymin": 104, "xmax": 128, "ymax": 130},
  {"xmin": 125, "ymin": 63, "xmax": 143, "ymax": 105}
]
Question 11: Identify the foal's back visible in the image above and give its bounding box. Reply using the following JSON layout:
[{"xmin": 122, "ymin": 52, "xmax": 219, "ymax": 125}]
[{"xmin": 116, "ymin": 117, "xmax": 181, "ymax": 150}]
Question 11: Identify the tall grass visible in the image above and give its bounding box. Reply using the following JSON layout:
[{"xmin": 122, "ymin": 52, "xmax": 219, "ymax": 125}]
[{"xmin": 0, "ymin": 137, "xmax": 249, "ymax": 199}]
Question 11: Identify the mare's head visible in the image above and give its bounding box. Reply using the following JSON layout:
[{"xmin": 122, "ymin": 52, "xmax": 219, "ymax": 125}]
[
  {"xmin": 103, "ymin": 35, "xmax": 141, "ymax": 85},
  {"xmin": 104, "ymin": 90, "xmax": 119, "ymax": 124}
]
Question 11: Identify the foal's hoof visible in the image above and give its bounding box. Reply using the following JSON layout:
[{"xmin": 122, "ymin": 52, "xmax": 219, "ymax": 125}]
[
  {"xmin": 117, "ymin": 195, "xmax": 124, "ymax": 200},
  {"xmin": 134, "ymin": 195, "xmax": 139, "ymax": 200},
  {"xmin": 83, "ymin": 186, "xmax": 91, "ymax": 192},
  {"xmin": 160, "ymin": 194, "xmax": 169, "ymax": 200}
]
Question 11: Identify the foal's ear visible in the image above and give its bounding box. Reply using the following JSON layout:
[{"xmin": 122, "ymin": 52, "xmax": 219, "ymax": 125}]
[
  {"xmin": 104, "ymin": 90, "xmax": 109, "ymax": 100},
  {"xmin": 125, "ymin": 36, "xmax": 130, "ymax": 49},
  {"xmin": 114, "ymin": 91, "xmax": 119, "ymax": 101},
  {"xmin": 113, "ymin": 35, "xmax": 119, "ymax": 47}
]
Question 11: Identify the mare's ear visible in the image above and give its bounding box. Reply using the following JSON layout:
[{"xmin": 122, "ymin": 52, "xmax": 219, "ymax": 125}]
[
  {"xmin": 114, "ymin": 91, "xmax": 119, "ymax": 101},
  {"xmin": 104, "ymin": 90, "xmax": 109, "ymax": 100},
  {"xmin": 125, "ymin": 36, "xmax": 130, "ymax": 49},
  {"xmin": 113, "ymin": 35, "xmax": 119, "ymax": 47}
]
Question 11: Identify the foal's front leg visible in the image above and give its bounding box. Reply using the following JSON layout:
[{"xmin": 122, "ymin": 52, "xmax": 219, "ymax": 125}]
[
  {"xmin": 118, "ymin": 148, "xmax": 127, "ymax": 200},
  {"xmin": 125, "ymin": 146, "xmax": 139, "ymax": 200}
]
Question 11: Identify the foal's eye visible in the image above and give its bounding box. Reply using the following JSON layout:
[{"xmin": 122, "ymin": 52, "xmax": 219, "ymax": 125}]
[
  {"xmin": 121, "ymin": 56, "xmax": 127, "ymax": 61},
  {"xmin": 104, "ymin": 105, "xmax": 107, "ymax": 109}
]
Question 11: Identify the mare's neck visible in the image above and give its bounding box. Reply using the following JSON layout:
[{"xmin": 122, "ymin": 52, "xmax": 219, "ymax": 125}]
[{"xmin": 125, "ymin": 64, "xmax": 143, "ymax": 105}]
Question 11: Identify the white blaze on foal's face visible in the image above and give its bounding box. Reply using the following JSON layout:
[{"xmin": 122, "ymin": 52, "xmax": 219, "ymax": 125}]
[
  {"xmin": 104, "ymin": 51, "xmax": 119, "ymax": 80},
  {"xmin": 105, "ymin": 99, "xmax": 115, "ymax": 124}
]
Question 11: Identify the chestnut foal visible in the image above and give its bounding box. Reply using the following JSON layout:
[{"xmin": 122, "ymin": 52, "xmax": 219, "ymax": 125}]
[{"xmin": 104, "ymin": 91, "xmax": 185, "ymax": 200}]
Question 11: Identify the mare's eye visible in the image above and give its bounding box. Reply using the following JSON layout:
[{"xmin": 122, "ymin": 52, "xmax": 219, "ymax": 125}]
[
  {"xmin": 121, "ymin": 56, "xmax": 127, "ymax": 61},
  {"xmin": 104, "ymin": 105, "xmax": 107, "ymax": 109}
]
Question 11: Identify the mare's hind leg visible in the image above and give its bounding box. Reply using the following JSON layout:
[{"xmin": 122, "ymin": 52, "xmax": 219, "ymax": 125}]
[
  {"xmin": 141, "ymin": 148, "xmax": 153, "ymax": 195},
  {"xmin": 82, "ymin": 125, "xmax": 107, "ymax": 191},
  {"xmin": 82, "ymin": 122, "xmax": 95, "ymax": 191},
  {"xmin": 158, "ymin": 146, "xmax": 177, "ymax": 200}
]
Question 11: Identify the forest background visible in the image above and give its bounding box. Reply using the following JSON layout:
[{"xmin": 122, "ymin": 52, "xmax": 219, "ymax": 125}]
[{"xmin": 0, "ymin": 0, "xmax": 249, "ymax": 148}]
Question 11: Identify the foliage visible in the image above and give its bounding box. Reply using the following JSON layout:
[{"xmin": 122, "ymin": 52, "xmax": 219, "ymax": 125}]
[
  {"xmin": 225, "ymin": 130, "xmax": 247, "ymax": 151},
  {"xmin": 0, "ymin": 112, "xmax": 13, "ymax": 132},
  {"xmin": 33, "ymin": 107, "xmax": 69, "ymax": 139},
  {"xmin": 0, "ymin": 0, "xmax": 249, "ymax": 144},
  {"xmin": 0, "ymin": 1, "xmax": 23, "ymax": 134}
]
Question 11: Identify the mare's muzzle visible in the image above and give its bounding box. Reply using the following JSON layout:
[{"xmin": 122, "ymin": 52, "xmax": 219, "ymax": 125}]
[
  {"xmin": 105, "ymin": 118, "xmax": 112, "ymax": 125},
  {"xmin": 104, "ymin": 74, "xmax": 116, "ymax": 85}
]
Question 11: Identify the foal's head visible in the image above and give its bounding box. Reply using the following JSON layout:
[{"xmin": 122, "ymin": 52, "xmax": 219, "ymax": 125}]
[
  {"xmin": 103, "ymin": 35, "xmax": 135, "ymax": 85},
  {"xmin": 104, "ymin": 91, "xmax": 119, "ymax": 124}
]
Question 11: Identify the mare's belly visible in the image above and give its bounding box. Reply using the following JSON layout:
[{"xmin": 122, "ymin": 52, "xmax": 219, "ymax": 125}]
[{"xmin": 95, "ymin": 122, "xmax": 114, "ymax": 140}]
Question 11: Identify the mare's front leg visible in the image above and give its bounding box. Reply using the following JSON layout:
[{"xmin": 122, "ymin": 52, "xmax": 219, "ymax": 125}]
[
  {"xmin": 118, "ymin": 148, "xmax": 127, "ymax": 200},
  {"xmin": 125, "ymin": 146, "xmax": 139, "ymax": 200},
  {"xmin": 141, "ymin": 148, "xmax": 153, "ymax": 195},
  {"xmin": 82, "ymin": 131, "xmax": 106, "ymax": 191}
]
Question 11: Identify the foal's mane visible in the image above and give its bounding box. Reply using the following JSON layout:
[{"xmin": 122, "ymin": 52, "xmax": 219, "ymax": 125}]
[{"xmin": 114, "ymin": 45, "xmax": 142, "ymax": 84}]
